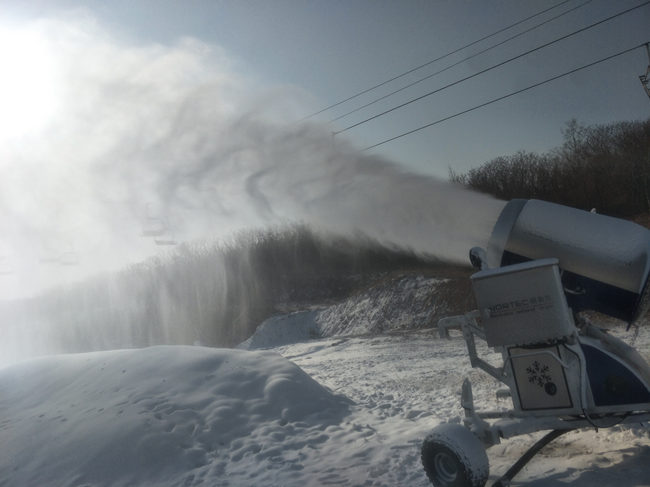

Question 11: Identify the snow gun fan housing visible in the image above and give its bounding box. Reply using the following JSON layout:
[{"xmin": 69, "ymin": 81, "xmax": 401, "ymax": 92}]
[{"xmin": 487, "ymin": 199, "xmax": 650, "ymax": 324}]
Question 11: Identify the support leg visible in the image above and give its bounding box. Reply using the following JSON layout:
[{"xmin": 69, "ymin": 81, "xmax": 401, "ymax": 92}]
[{"xmin": 492, "ymin": 429, "xmax": 573, "ymax": 487}]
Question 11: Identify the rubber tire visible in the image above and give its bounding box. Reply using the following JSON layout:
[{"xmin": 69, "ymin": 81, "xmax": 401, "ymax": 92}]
[{"xmin": 421, "ymin": 423, "xmax": 489, "ymax": 487}]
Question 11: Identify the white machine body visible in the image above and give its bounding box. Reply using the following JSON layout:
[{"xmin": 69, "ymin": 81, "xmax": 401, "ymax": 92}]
[
  {"xmin": 471, "ymin": 258, "xmax": 580, "ymax": 412},
  {"xmin": 471, "ymin": 259, "xmax": 574, "ymax": 347}
]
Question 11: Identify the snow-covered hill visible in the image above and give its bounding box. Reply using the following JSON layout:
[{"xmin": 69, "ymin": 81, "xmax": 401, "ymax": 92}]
[
  {"xmin": 1, "ymin": 326, "xmax": 649, "ymax": 486},
  {"xmin": 239, "ymin": 274, "xmax": 472, "ymax": 349},
  {"xmin": 0, "ymin": 346, "xmax": 356, "ymax": 486},
  {"xmin": 1, "ymin": 271, "xmax": 650, "ymax": 486}
]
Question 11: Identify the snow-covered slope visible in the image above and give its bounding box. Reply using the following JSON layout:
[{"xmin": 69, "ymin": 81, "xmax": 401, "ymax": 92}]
[
  {"xmin": 277, "ymin": 331, "xmax": 650, "ymax": 487},
  {"xmin": 1, "ymin": 328, "xmax": 649, "ymax": 486},
  {"xmin": 317, "ymin": 276, "xmax": 447, "ymax": 336},
  {"xmin": 240, "ymin": 275, "xmax": 471, "ymax": 349},
  {"xmin": 1, "ymin": 273, "xmax": 649, "ymax": 486},
  {"xmin": 0, "ymin": 346, "xmax": 355, "ymax": 486}
]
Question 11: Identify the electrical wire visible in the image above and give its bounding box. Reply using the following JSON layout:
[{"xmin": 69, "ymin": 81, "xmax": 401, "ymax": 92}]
[
  {"xmin": 361, "ymin": 43, "xmax": 647, "ymax": 151},
  {"xmin": 329, "ymin": 0, "xmax": 594, "ymax": 124},
  {"xmin": 298, "ymin": 0, "xmax": 574, "ymax": 122},
  {"xmin": 336, "ymin": 0, "xmax": 650, "ymax": 136}
]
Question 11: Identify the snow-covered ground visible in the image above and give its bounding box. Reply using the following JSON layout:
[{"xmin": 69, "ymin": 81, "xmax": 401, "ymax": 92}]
[
  {"xmin": 1, "ymin": 321, "xmax": 649, "ymax": 486},
  {"xmin": 274, "ymin": 330, "xmax": 650, "ymax": 486}
]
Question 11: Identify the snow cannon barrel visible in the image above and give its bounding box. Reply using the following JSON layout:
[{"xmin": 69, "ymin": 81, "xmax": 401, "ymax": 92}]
[{"xmin": 486, "ymin": 199, "xmax": 650, "ymax": 323}]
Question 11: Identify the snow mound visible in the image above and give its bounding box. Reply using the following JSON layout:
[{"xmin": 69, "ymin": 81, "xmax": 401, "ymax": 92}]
[
  {"xmin": 242, "ymin": 276, "xmax": 453, "ymax": 349},
  {"xmin": 238, "ymin": 310, "xmax": 320, "ymax": 350},
  {"xmin": 0, "ymin": 346, "xmax": 351, "ymax": 486}
]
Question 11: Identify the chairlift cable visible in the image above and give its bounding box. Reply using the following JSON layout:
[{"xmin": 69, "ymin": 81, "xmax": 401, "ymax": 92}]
[
  {"xmin": 329, "ymin": 0, "xmax": 594, "ymax": 124},
  {"xmin": 297, "ymin": 0, "xmax": 574, "ymax": 121},
  {"xmin": 335, "ymin": 0, "xmax": 650, "ymax": 136},
  {"xmin": 362, "ymin": 43, "xmax": 647, "ymax": 151}
]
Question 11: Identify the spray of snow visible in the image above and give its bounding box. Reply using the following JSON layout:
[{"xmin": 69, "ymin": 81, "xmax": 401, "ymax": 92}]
[
  {"xmin": 0, "ymin": 15, "xmax": 503, "ymax": 302},
  {"xmin": 0, "ymin": 15, "xmax": 504, "ymax": 366}
]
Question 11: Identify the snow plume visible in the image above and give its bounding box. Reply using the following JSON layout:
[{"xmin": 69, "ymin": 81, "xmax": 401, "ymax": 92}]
[
  {"xmin": 161, "ymin": 121, "xmax": 504, "ymax": 259},
  {"xmin": 0, "ymin": 16, "xmax": 504, "ymax": 361},
  {"xmin": 0, "ymin": 15, "xmax": 503, "ymax": 301}
]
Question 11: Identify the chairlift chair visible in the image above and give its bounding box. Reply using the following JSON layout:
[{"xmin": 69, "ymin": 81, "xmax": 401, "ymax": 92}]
[
  {"xmin": 141, "ymin": 216, "xmax": 167, "ymax": 237},
  {"xmin": 0, "ymin": 255, "xmax": 14, "ymax": 275},
  {"xmin": 154, "ymin": 236, "xmax": 178, "ymax": 246},
  {"xmin": 58, "ymin": 250, "xmax": 79, "ymax": 266},
  {"xmin": 141, "ymin": 206, "xmax": 176, "ymax": 245}
]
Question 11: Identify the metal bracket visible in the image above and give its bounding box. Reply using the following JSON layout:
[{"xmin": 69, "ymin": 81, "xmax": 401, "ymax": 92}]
[
  {"xmin": 492, "ymin": 429, "xmax": 573, "ymax": 487},
  {"xmin": 640, "ymin": 43, "xmax": 650, "ymax": 100},
  {"xmin": 461, "ymin": 378, "xmax": 501, "ymax": 447}
]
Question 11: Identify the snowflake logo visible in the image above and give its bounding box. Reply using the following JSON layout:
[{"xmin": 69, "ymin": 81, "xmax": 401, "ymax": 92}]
[{"xmin": 526, "ymin": 360, "xmax": 552, "ymax": 388}]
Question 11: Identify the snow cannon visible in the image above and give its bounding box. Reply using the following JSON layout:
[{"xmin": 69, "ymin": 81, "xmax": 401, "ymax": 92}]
[{"xmin": 422, "ymin": 199, "xmax": 650, "ymax": 487}]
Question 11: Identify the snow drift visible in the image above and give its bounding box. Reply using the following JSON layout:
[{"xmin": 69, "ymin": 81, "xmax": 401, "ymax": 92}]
[
  {"xmin": 1, "ymin": 328, "xmax": 649, "ymax": 486},
  {"xmin": 0, "ymin": 346, "xmax": 352, "ymax": 487}
]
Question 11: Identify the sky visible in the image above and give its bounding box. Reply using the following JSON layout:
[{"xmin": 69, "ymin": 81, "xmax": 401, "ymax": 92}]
[
  {"xmin": 0, "ymin": 0, "xmax": 648, "ymax": 299},
  {"xmin": 2, "ymin": 0, "xmax": 649, "ymax": 175}
]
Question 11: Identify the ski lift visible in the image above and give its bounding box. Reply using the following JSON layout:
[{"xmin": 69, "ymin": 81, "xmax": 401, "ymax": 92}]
[
  {"xmin": 154, "ymin": 216, "xmax": 178, "ymax": 246},
  {"xmin": 54, "ymin": 241, "xmax": 80, "ymax": 266},
  {"xmin": 140, "ymin": 203, "xmax": 168, "ymax": 237},
  {"xmin": 154, "ymin": 236, "xmax": 177, "ymax": 246},
  {"xmin": 141, "ymin": 216, "xmax": 167, "ymax": 237},
  {"xmin": 140, "ymin": 204, "xmax": 177, "ymax": 245},
  {"xmin": 140, "ymin": 204, "xmax": 178, "ymax": 246},
  {"xmin": 0, "ymin": 255, "xmax": 13, "ymax": 275},
  {"xmin": 58, "ymin": 250, "xmax": 79, "ymax": 266},
  {"xmin": 148, "ymin": 224, "xmax": 178, "ymax": 246},
  {"xmin": 149, "ymin": 221, "xmax": 177, "ymax": 246},
  {"xmin": 39, "ymin": 244, "xmax": 61, "ymax": 264},
  {"xmin": 640, "ymin": 42, "xmax": 650, "ymax": 100}
]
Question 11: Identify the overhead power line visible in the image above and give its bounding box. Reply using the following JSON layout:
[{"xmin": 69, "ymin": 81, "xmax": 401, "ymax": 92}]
[
  {"xmin": 298, "ymin": 0, "xmax": 573, "ymax": 121},
  {"xmin": 362, "ymin": 43, "xmax": 648, "ymax": 152},
  {"xmin": 330, "ymin": 0, "xmax": 593, "ymax": 124},
  {"xmin": 335, "ymin": 0, "xmax": 650, "ymax": 136}
]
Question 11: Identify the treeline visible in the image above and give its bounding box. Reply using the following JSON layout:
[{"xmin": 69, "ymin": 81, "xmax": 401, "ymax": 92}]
[
  {"xmin": 3, "ymin": 225, "xmax": 443, "ymax": 358},
  {"xmin": 450, "ymin": 119, "xmax": 650, "ymax": 218}
]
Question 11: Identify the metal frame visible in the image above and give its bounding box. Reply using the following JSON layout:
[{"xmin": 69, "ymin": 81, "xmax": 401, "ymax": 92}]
[
  {"xmin": 438, "ymin": 312, "xmax": 650, "ymax": 448},
  {"xmin": 640, "ymin": 42, "xmax": 650, "ymax": 100}
]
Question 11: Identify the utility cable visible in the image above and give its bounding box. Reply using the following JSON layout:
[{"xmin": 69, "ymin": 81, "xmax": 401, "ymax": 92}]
[
  {"xmin": 329, "ymin": 0, "xmax": 593, "ymax": 123},
  {"xmin": 298, "ymin": 0, "xmax": 573, "ymax": 121},
  {"xmin": 361, "ymin": 43, "xmax": 647, "ymax": 151},
  {"xmin": 336, "ymin": 1, "xmax": 650, "ymax": 135}
]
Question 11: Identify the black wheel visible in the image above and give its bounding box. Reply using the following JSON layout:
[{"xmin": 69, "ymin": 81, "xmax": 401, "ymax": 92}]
[{"xmin": 421, "ymin": 423, "xmax": 489, "ymax": 487}]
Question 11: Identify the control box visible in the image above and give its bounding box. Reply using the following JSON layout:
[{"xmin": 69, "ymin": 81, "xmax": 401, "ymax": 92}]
[{"xmin": 471, "ymin": 259, "xmax": 575, "ymax": 347}]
